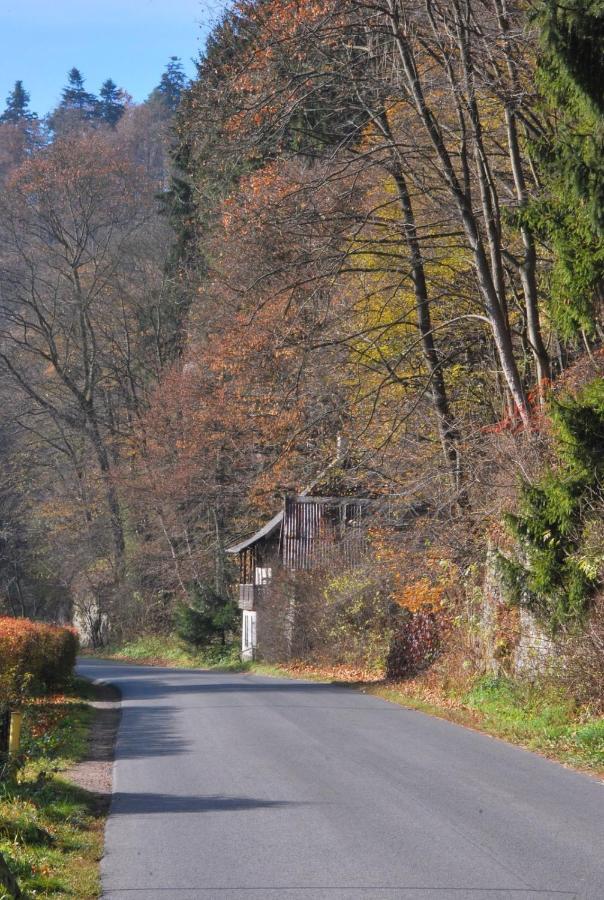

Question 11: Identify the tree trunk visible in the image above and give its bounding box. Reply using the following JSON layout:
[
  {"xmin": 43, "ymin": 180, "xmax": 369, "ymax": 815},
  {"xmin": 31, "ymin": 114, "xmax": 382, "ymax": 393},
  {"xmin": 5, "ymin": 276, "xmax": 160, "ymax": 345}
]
[
  {"xmin": 385, "ymin": 1, "xmax": 530, "ymax": 425},
  {"xmin": 494, "ymin": 0, "xmax": 550, "ymax": 389},
  {"xmin": 0, "ymin": 851, "xmax": 27, "ymax": 900},
  {"xmin": 87, "ymin": 416, "xmax": 126, "ymax": 568},
  {"xmin": 391, "ymin": 165, "xmax": 462, "ymax": 489}
]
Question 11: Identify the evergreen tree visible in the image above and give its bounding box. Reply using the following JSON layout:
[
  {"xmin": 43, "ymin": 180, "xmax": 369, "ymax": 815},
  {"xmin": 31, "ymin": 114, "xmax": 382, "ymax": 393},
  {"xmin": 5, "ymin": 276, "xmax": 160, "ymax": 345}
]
[
  {"xmin": 97, "ymin": 79, "xmax": 126, "ymax": 127},
  {"xmin": 152, "ymin": 57, "xmax": 188, "ymax": 112},
  {"xmin": 525, "ymin": 0, "xmax": 604, "ymax": 336},
  {"xmin": 59, "ymin": 68, "xmax": 98, "ymax": 118},
  {"xmin": 539, "ymin": 0, "xmax": 604, "ymax": 115},
  {"xmin": 0, "ymin": 80, "xmax": 36, "ymax": 124}
]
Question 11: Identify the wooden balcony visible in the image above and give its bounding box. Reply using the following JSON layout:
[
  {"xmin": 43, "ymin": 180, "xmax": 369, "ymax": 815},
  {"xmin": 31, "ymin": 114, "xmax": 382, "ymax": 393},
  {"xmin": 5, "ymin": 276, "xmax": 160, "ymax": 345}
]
[{"xmin": 239, "ymin": 583, "xmax": 255, "ymax": 611}]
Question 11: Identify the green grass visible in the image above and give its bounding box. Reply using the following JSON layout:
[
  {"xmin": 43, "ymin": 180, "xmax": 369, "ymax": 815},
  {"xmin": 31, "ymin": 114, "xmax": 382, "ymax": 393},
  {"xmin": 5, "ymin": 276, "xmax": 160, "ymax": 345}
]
[
  {"xmin": 462, "ymin": 676, "xmax": 604, "ymax": 770},
  {"xmin": 94, "ymin": 634, "xmax": 249, "ymax": 672},
  {"xmin": 0, "ymin": 680, "xmax": 103, "ymax": 899}
]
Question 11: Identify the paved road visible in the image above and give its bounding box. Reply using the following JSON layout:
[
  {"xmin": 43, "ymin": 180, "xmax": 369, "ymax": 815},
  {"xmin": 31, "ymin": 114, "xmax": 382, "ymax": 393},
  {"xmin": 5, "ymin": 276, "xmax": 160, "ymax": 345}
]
[{"xmin": 77, "ymin": 659, "xmax": 603, "ymax": 900}]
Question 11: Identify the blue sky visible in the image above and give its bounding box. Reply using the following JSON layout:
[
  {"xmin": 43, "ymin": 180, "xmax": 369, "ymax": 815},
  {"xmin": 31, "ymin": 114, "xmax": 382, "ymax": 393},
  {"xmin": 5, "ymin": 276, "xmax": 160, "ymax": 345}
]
[{"xmin": 0, "ymin": 1, "xmax": 222, "ymax": 117}]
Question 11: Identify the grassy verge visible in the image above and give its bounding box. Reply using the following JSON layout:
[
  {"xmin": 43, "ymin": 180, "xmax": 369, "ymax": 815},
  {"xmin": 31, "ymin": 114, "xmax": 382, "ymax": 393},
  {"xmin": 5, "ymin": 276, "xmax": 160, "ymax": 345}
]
[
  {"xmin": 85, "ymin": 634, "xmax": 249, "ymax": 672},
  {"xmin": 0, "ymin": 679, "xmax": 103, "ymax": 899}
]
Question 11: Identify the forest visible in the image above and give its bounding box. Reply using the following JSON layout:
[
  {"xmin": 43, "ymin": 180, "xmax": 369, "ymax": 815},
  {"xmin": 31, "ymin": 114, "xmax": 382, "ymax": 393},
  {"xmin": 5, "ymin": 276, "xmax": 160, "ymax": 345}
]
[{"xmin": 0, "ymin": 0, "xmax": 603, "ymax": 708}]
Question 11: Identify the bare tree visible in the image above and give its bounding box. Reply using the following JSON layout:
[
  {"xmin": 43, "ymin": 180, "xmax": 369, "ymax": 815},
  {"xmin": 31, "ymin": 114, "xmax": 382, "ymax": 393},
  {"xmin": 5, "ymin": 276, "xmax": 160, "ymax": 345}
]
[{"xmin": 0, "ymin": 131, "xmax": 169, "ymax": 573}]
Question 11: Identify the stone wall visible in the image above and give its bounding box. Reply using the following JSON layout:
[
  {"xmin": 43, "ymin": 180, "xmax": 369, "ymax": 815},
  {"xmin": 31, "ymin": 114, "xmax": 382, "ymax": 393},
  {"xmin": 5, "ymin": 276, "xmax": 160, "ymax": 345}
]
[{"xmin": 481, "ymin": 548, "xmax": 555, "ymax": 676}]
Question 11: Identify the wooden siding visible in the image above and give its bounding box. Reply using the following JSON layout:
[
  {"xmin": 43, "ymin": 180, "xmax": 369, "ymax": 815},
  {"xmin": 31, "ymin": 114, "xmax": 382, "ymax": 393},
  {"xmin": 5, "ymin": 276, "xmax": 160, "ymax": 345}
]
[{"xmin": 281, "ymin": 496, "xmax": 369, "ymax": 572}]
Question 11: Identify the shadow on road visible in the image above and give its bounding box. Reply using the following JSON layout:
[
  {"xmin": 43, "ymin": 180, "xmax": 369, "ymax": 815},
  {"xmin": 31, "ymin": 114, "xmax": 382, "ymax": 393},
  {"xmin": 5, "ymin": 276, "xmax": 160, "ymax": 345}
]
[
  {"xmin": 110, "ymin": 792, "xmax": 308, "ymax": 815},
  {"xmin": 116, "ymin": 704, "xmax": 190, "ymax": 758},
  {"xmin": 79, "ymin": 659, "xmax": 352, "ymax": 703}
]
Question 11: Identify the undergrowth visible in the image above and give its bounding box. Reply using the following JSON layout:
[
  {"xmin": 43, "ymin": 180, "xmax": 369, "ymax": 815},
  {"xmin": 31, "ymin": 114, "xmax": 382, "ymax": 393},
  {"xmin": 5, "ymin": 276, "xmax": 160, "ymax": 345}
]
[
  {"xmin": 92, "ymin": 634, "xmax": 248, "ymax": 671},
  {"xmin": 0, "ymin": 680, "xmax": 103, "ymax": 899},
  {"xmin": 462, "ymin": 675, "xmax": 604, "ymax": 770}
]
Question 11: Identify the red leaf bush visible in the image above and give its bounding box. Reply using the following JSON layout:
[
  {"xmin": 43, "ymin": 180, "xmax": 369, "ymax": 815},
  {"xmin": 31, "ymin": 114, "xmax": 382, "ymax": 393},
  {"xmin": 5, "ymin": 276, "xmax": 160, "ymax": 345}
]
[
  {"xmin": 0, "ymin": 616, "xmax": 78, "ymax": 703},
  {"xmin": 385, "ymin": 610, "xmax": 440, "ymax": 680}
]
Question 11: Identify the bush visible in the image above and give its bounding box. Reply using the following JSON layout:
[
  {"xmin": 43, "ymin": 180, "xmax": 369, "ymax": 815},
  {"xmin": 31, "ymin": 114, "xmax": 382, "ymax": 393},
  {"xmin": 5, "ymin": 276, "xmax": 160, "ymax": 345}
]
[
  {"xmin": 256, "ymin": 566, "xmax": 398, "ymax": 669},
  {"xmin": 0, "ymin": 617, "xmax": 78, "ymax": 704},
  {"xmin": 504, "ymin": 379, "xmax": 604, "ymax": 629},
  {"xmin": 175, "ymin": 585, "xmax": 239, "ymax": 649},
  {"xmin": 386, "ymin": 609, "xmax": 440, "ymax": 679},
  {"xmin": 556, "ymin": 595, "xmax": 604, "ymax": 712}
]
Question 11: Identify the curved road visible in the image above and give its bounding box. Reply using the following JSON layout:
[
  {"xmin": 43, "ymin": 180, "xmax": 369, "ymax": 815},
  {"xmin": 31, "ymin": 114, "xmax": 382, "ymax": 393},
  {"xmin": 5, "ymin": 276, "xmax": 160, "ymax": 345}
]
[{"xmin": 77, "ymin": 659, "xmax": 603, "ymax": 900}]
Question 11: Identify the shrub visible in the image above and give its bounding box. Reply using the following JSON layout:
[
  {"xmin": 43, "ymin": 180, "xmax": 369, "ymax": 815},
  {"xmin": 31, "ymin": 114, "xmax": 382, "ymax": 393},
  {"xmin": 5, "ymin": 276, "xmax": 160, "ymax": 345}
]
[
  {"xmin": 256, "ymin": 566, "xmax": 398, "ymax": 669},
  {"xmin": 386, "ymin": 609, "xmax": 440, "ymax": 679},
  {"xmin": 503, "ymin": 379, "xmax": 604, "ymax": 629},
  {"xmin": 556, "ymin": 595, "xmax": 604, "ymax": 712},
  {"xmin": 175, "ymin": 584, "xmax": 239, "ymax": 649},
  {"xmin": 0, "ymin": 617, "xmax": 78, "ymax": 704},
  {"xmin": 320, "ymin": 570, "xmax": 397, "ymax": 670}
]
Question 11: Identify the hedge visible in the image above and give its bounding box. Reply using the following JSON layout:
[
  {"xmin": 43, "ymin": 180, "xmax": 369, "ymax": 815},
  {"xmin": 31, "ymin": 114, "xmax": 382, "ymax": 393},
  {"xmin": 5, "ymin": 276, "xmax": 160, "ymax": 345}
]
[
  {"xmin": 385, "ymin": 609, "xmax": 440, "ymax": 680},
  {"xmin": 0, "ymin": 616, "xmax": 79, "ymax": 704}
]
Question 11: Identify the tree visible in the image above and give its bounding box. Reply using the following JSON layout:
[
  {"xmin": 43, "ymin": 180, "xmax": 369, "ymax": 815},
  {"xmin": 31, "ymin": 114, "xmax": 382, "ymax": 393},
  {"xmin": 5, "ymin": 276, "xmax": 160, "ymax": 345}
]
[
  {"xmin": 0, "ymin": 81, "xmax": 36, "ymax": 124},
  {"xmin": 175, "ymin": 0, "xmax": 552, "ymax": 492},
  {"xmin": 526, "ymin": 0, "xmax": 604, "ymax": 339},
  {"xmin": 97, "ymin": 79, "xmax": 126, "ymax": 127},
  {"xmin": 151, "ymin": 57, "xmax": 188, "ymax": 112},
  {"xmin": 49, "ymin": 68, "xmax": 98, "ymax": 132},
  {"xmin": 0, "ymin": 81, "xmax": 40, "ymax": 179},
  {"xmin": 60, "ymin": 67, "xmax": 98, "ymax": 113},
  {"xmin": 175, "ymin": 584, "xmax": 239, "ymax": 648},
  {"xmin": 0, "ymin": 132, "xmax": 170, "ymax": 610}
]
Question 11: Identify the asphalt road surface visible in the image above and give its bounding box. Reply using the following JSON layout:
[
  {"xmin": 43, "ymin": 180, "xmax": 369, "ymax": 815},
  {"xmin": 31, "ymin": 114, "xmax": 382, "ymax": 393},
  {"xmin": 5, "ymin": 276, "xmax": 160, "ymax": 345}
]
[{"xmin": 77, "ymin": 659, "xmax": 603, "ymax": 900}]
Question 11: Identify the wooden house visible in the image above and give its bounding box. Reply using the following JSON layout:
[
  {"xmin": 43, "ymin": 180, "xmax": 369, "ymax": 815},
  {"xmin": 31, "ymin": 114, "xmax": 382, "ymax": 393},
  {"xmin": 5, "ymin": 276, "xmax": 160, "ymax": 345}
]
[{"xmin": 226, "ymin": 494, "xmax": 370, "ymax": 659}]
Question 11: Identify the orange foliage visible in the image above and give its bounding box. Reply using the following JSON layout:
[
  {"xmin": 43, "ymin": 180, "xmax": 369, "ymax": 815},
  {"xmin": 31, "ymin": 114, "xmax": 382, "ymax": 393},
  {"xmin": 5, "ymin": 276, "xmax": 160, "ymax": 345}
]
[
  {"xmin": 0, "ymin": 617, "xmax": 78, "ymax": 702},
  {"xmin": 371, "ymin": 527, "xmax": 456, "ymax": 612},
  {"xmin": 393, "ymin": 578, "xmax": 445, "ymax": 612}
]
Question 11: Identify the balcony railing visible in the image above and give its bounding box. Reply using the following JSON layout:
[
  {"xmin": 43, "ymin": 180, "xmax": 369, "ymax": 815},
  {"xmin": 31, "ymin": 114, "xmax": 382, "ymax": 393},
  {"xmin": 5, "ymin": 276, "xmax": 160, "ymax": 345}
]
[{"xmin": 239, "ymin": 583, "xmax": 255, "ymax": 610}]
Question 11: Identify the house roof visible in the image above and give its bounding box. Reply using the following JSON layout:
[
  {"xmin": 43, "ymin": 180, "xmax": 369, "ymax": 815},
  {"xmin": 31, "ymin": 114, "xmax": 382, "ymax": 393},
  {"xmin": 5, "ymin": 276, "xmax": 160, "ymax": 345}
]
[
  {"xmin": 225, "ymin": 494, "xmax": 371, "ymax": 555},
  {"xmin": 225, "ymin": 510, "xmax": 284, "ymax": 555}
]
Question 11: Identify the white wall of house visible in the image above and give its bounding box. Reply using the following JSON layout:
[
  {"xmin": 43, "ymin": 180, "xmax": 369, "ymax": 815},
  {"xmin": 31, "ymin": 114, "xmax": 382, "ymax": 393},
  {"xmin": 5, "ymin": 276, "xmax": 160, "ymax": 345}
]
[{"xmin": 242, "ymin": 610, "xmax": 257, "ymax": 660}]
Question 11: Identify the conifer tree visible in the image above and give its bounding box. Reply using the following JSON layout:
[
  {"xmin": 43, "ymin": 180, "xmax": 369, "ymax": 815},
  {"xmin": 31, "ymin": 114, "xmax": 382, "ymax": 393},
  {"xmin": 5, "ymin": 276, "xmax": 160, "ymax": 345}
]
[
  {"xmin": 527, "ymin": 0, "xmax": 604, "ymax": 336},
  {"xmin": 0, "ymin": 80, "xmax": 36, "ymax": 123},
  {"xmin": 59, "ymin": 68, "xmax": 98, "ymax": 118},
  {"xmin": 539, "ymin": 0, "xmax": 604, "ymax": 114},
  {"xmin": 152, "ymin": 57, "xmax": 188, "ymax": 112},
  {"xmin": 98, "ymin": 79, "xmax": 126, "ymax": 127}
]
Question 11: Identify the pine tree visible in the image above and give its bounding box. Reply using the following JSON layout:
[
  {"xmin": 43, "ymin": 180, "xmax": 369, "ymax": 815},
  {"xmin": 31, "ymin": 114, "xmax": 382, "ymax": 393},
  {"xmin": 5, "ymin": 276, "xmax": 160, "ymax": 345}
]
[
  {"xmin": 152, "ymin": 57, "xmax": 188, "ymax": 112},
  {"xmin": 525, "ymin": 0, "xmax": 604, "ymax": 336},
  {"xmin": 60, "ymin": 68, "xmax": 98, "ymax": 118},
  {"xmin": 97, "ymin": 79, "xmax": 126, "ymax": 127},
  {"xmin": 539, "ymin": 0, "xmax": 604, "ymax": 115},
  {"xmin": 0, "ymin": 80, "xmax": 36, "ymax": 124},
  {"xmin": 537, "ymin": 0, "xmax": 604, "ymax": 232}
]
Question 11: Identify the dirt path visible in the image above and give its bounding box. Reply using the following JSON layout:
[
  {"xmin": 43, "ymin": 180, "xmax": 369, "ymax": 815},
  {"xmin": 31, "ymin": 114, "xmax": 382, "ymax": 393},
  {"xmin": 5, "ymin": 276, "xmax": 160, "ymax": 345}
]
[{"xmin": 65, "ymin": 681, "xmax": 121, "ymax": 813}]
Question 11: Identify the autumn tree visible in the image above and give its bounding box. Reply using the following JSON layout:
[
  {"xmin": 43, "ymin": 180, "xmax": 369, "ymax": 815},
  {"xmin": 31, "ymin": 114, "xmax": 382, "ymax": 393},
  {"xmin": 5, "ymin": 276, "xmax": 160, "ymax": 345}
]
[
  {"xmin": 0, "ymin": 131, "xmax": 171, "ymax": 630},
  {"xmin": 206, "ymin": 1, "xmax": 552, "ymax": 421}
]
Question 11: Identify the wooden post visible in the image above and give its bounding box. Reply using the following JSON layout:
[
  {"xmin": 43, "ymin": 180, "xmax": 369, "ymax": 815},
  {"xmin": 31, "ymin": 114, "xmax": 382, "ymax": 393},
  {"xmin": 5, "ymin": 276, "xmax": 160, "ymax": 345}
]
[{"xmin": 8, "ymin": 710, "xmax": 23, "ymax": 756}]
